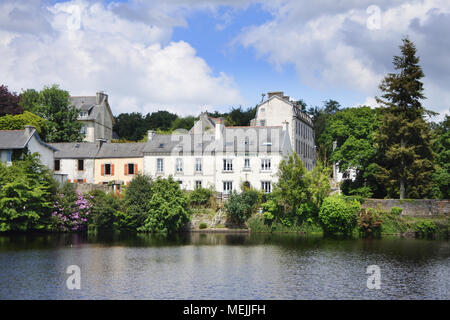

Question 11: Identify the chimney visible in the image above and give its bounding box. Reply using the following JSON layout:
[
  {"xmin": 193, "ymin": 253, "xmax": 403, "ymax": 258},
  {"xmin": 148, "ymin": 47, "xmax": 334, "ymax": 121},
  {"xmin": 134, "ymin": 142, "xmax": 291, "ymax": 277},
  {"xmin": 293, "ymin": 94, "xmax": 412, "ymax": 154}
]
[
  {"xmin": 148, "ymin": 130, "xmax": 156, "ymax": 141},
  {"xmin": 267, "ymin": 91, "xmax": 284, "ymax": 99},
  {"xmin": 215, "ymin": 118, "xmax": 224, "ymax": 141},
  {"xmin": 282, "ymin": 121, "xmax": 289, "ymax": 132},
  {"xmin": 96, "ymin": 91, "xmax": 107, "ymax": 105},
  {"xmin": 24, "ymin": 125, "xmax": 35, "ymax": 137}
]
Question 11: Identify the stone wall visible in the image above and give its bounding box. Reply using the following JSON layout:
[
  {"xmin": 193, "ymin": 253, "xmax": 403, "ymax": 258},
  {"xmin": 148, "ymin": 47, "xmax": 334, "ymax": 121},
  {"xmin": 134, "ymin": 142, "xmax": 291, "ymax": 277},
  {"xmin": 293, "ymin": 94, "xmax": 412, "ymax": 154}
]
[{"xmin": 362, "ymin": 199, "xmax": 450, "ymax": 216}]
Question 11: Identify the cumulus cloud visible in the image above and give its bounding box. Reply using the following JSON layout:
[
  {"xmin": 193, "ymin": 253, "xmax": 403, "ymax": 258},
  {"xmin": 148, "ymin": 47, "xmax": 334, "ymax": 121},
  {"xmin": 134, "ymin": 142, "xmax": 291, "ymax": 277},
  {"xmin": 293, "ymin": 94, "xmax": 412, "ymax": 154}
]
[
  {"xmin": 0, "ymin": 0, "xmax": 244, "ymax": 116},
  {"xmin": 236, "ymin": 0, "xmax": 450, "ymax": 116}
]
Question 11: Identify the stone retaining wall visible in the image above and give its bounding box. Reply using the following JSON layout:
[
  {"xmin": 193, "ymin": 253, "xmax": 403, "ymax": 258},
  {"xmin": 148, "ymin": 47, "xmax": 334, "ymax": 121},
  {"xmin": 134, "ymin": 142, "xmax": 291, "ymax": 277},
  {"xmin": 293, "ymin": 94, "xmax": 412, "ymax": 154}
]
[{"xmin": 362, "ymin": 199, "xmax": 450, "ymax": 216}]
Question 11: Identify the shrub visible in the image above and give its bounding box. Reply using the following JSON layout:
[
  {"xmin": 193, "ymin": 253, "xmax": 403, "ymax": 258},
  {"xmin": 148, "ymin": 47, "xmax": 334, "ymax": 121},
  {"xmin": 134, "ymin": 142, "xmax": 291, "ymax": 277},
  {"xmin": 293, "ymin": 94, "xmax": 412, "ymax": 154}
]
[
  {"xmin": 414, "ymin": 220, "xmax": 437, "ymax": 238},
  {"xmin": 0, "ymin": 111, "xmax": 48, "ymax": 139},
  {"xmin": 199, "ymin": 222, "xmax": 208, "ymax": 229},
  {"xmin": 52, "ymin": 183, "xmax": 91, "ymax": 232},
  {"xmin": 358, "ymin": 208, "xmax": 382, "ymax": 237},
  {"xmin": 225, "ymin": 189, "xmax": 260, "ymax": 226},
  {"xmin": 189, "ymin": 187, "xmax": 214, "ymax": 207},
  {"xmin": 0, "ymin": 153, "xmax": 57, "ymax": 232},
  {"xmin": 137, "ymin": 177, "xmax": 190, "ymax": 234},
  {"xmin": 123, "ymin": 173, "xmax": 153, "ymax": 228},
  {"xmin": 318, "ymin": 196, "xmax": 360, "ymax": 235},
  {"xmin": 390, "ymin": 207, "xmax": 403, "ymax": 216}
]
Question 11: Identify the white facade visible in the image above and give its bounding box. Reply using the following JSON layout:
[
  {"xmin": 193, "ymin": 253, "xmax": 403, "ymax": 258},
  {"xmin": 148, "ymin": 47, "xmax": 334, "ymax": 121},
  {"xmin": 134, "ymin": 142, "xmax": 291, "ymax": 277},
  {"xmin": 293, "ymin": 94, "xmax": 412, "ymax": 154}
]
[
  {"xmin": 55, "ymin": 158, "xmax": 95, "ymax": 184},
  {"xmin": 253, "ymin": 92, "xmax": 315, "ymax": 170}
]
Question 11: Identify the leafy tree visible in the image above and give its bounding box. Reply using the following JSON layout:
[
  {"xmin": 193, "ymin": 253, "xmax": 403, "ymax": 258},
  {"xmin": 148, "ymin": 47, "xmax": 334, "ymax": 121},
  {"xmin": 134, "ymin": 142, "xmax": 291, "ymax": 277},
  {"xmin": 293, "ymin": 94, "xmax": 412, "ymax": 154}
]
[
  {"xmin": 225, "ymin": 189, "xmax": 260, "ymax": 226},
  {"xmin": 0, "ymin": 85, "xmax": 23, "ymax": 116},
  {"xmin": 113, "ymin": 112, "xmax": 147, "ymax": 141},
  {"xmin": 18, "ymin": 89, "xmax": 40, "ymax": 112},
  {"xmin": 188, "ymin": 187, "xmax": 215, "ymax": 207},
  {"xmin": 0, "ymin": 153, "xmax": 57, "ymax": 231},
  {"xmin": 137, "ymin": 177, "xmax": 190, "ymax": 234},
  {"xmin": 430, "ymin": 115, "xmax": 449, "ymax": 198},
  {"xmin": 375, "ymin": 38, "xmax": 434, "ymax": 199},
  {"xmin": 224, "ymin": 106, "xmax": 257, "ymax": 126},
  {"xmin": 123, "ymin": 173, "xmax": 154, "ymax": 229},
  {"xmin": 171, "ymin": 116, "xmax": 197, "ymax": 131},
  {"xmin": 146, "ymin": 110, "xmax": 178, "ymax": 131},
  {"xmin": 0, "ymin": 111, "xmax": 48, "ymax": 139},
  {"xmin": 33, "ymin": 85, "xmax": 84, "ymax": 142}
]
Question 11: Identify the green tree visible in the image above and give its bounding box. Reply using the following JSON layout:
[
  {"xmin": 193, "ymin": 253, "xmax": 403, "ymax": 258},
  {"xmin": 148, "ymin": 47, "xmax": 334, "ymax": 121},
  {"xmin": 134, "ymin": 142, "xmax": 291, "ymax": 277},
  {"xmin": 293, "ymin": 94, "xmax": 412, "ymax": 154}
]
[
  {"xmin": 430, "ymin": 115, "xmax": 449, "ymax": 199},
  {"xmin": 18, "ymin": 89, "xmax": 40, "ymax": 112},
  {"xmin": 0, "ymin": 153, "xmax": 57, "ymax": 231},
  {"xmin": 145, "ymin": 110, "xmax": 178, "ymax": 131},
  {"xmin": 171, "ymin": 116, "xmax": 197, "ymax": 131},
  {"xmin": 0, "ymin": 111, "xmax": 48, "ymax": 139},
  {"xmin": 375, "ymin": 38, "xmax": 434, "ymax": 199},
  {"xmin": 34, "ymin": 85, "xmax": 84, "ymax": 142},
  {"xmin": 138, "ymin": 177, "xmax": 190, "ymax": 234},
  {"xmin": 123, "ymin": 173, "xmax": 154, "ymax": 229},
  {"xmin": 225, "ymin": 189, "xmax": 260, "ymax": 226},
  {"xmin": 113, "ymin": 112, "xmax": 147, "ymax": 141},
  {"xmin": 318, "ymin": 196, "xmax": 360, "ymax": 235}
]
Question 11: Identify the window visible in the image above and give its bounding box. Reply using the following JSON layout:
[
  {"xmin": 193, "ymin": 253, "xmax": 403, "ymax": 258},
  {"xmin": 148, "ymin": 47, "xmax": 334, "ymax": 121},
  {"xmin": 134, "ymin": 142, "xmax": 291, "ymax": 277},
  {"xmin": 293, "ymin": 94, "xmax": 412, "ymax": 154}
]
[
  {"xmin": 54, "ymin": 159, "xmax": 60, "ymax": 171},
  {"xmin": 223, "ymin": 181, "xmax": 233, "ymax": 194},
  {"xmin": 244, "ymin": 158, "xmax": 250, "ymax": 169},
  {"xmin": 104, "ymin": 164, "xmax": 111, "ymax": 175},
  {"xmin": 176, "ymin": 158, "xmax": 183, "ymax": 173},
  {"xmin": 260, "ymin": 120, "xmax": 266, "ymax": 126},
  {"xmin": 195, "ymin": 181, "xmax": 202, "ymax": 189},
  {"xmin": 157, "ymin": 158, "xmax": 164, "ymax": 172},
  {"xmin": 128, "ymin": 163, "xmax": 135, "ymax": 175},
  {"xmin": 79, "ymin": 111, "xmax": 87, "ymax": 118},
  {"xmin": 261, "ymin": 159, "xmax": 271, "ymax": 171},
  {"xmin": 223, "ymin": 159, "xmax": 233, "ymax": 172},
  {"xmin": 260, "ymin": 108, "xmax": 265, "ymax": 113},
  {"xmin": 7, "ymin": 150, "xmax": 12, "ymax": 163},
  {"xmin": 77, "ymin": 159, "xmax": 84, "ymax": 171},
  {"xmin": 80, "ymin": 125, "xmax": 87, "ymax": 135},
  {"xmin": 195, "ymin": 158, "xmax": 202, "ymax": 172},
  {"xmin": 261, "ymin": 181, "xmax": 271, "ymax": 193}
]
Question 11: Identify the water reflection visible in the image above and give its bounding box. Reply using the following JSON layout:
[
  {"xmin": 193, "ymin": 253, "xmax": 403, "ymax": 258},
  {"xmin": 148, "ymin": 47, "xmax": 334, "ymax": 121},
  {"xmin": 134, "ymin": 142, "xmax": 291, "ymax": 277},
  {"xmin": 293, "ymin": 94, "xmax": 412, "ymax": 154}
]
[{"xmin": 0, "ymin": 233, "xmax": 448, "ymax": 299}]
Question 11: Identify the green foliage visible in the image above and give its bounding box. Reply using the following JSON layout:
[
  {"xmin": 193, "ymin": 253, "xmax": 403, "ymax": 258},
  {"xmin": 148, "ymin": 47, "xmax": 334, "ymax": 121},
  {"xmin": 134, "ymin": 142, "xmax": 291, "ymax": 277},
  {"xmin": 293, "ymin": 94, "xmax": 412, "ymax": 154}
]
[
  {"xmin": 137, "ymin": 177, "xmax": 190, "ymax": 234},
  {"xmin": 414, "ymin": 220, "xmax": 437, "ymax": 237},
  {"xmin": 263, "ymin": 154, "xmax": 331, "ymax": 226},
  {"xmin": 123, "ymin": 173, "xmax": 154, "ymax": 229},
  {"xmin": 32, "ymin": 85, "xmax": 84, "ymax": 142},
  {"xmin": 430, "ymin": 115, "xmax": 449, "ymax": 199},
  {"xmin": 113, "ymin": 112, "xmax": 148, "ymax": 141},
  {"xmin": 188, "ymin": 187, "xmax": 215, "ymax": 207},
  {"xmin": 18, "ymin": 89, "xmax": 40, "ymax": 112},
  {"xmin": 390, "ymin": 207, "xmax": 403, "ymax": 216},
  {"xmin": 199, "ymin": 222, "xmax": 208, "ymax": 229},
  {"xmin": 171, "ymin": 116, "xmax": 197, "ymax": 131},
  {"xmin": 318, "ymin": 196, "xmax": 360, "ymax": 235},
  {"xmin": 87, "ymin": 190, "xmax": 133, "ymax": 232},
  {"xmin": 0, "ymin": 111, "xmax": 48, "ymax": 139},
  {"xmin": 358, "ymin": 208, "xmax": 382, "ymax": 237},
  {"xmin": 375, "ymin": 38, "xmax": 434, "ymax": 199},
  {"xmin": 0, "ymin": 153, "xmax": 56, "ymax": 232},
  {"xmin": 225, "ymin": 189, "xmax": 261, "ymax": 225}
]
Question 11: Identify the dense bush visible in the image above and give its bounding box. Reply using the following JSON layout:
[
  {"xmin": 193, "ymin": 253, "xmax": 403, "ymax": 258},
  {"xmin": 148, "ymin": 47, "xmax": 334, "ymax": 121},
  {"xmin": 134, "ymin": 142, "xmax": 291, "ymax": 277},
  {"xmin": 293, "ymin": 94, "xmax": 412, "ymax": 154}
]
[
  {"xmin": 390, "ymin": 207, "xmax": 403, "ymax": 216},
  {"xmin": 0, "ymin": 153, "xmax": 57, "ymax": 231},
  {"xmin": 318, "ymin": 196, "xmax": 360, "ymax": 235},
  {"xmin": 225, "ymin": 189, "xmax": 261, "ymax": 226},
  {"xmin": 414, "ymin": 220, "xmax": 437, "ymax": 238},
  {"xmin": 189, "ymin": 187, "xmax": 214, "ymax": 207},
  {"xmin": 0, "ymin": 111, "xmax": 48, "ymax": 139},
  {"xmin": 123, "ymin": 173, "xmax": 153, "ymax": 228},
  {"xmin": 51, "ymin": 183, "xmax": 91, "ymax": 232},
  {"xmin": 358, "ymin": 208, "xmax": 382, "ymax": 237},
  {"xmin": 199, "ymin": 222, "xmax": 208, "ymax": 229},
  {"xmin": 137, "ymin": 177, "xmax": 190, "ymax": 234}
]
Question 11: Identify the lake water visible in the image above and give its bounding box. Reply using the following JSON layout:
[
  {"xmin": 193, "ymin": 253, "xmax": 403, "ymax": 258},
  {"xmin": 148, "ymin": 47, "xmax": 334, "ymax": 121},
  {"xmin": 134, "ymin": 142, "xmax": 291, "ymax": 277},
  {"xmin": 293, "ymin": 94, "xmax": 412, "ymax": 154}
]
[{"xmin": 0, "ymin": 233, "xmax": 448, "ymax": 300}]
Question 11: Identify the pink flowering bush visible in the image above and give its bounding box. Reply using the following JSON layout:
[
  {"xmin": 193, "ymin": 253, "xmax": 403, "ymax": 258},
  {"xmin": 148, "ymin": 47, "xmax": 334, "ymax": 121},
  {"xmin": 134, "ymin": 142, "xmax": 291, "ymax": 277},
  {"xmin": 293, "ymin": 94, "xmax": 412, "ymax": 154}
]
[{"xmin": 52, "ymin": 183, "xmax": 91, "ymax": 232}]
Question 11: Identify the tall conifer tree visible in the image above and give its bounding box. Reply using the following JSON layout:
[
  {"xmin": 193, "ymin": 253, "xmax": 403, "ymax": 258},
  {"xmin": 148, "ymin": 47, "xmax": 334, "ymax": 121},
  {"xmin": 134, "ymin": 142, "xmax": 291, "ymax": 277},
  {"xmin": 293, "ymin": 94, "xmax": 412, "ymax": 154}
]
[{"xmin": 375, "ymin": 38, "xmax": 434, "ymax": 199}]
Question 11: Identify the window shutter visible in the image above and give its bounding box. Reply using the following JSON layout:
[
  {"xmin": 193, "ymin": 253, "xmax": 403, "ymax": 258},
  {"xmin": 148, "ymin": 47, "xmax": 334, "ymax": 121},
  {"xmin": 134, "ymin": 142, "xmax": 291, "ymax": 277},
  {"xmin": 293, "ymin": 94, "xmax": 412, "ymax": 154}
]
[
  {"xmin": 83, "ymin": 179, "xmax": 86, "ymax": 183},
  {"xmin": 124, "ymin": 164, "xmax": 128, "ymax": 176},
  {"xmin": 134, "ymin": 163, "xmax": 138, "ymax": 174},
  {"xmin": 111, "ymin": 164, "xmax": 115, "ymax": 176},
  {"xmin": 67, "ymin": 179, "xmax": 71, "ymax": 183},
  {"xmin": 101, "ymin": 164, "xmax": 105, "ymax": 176}
]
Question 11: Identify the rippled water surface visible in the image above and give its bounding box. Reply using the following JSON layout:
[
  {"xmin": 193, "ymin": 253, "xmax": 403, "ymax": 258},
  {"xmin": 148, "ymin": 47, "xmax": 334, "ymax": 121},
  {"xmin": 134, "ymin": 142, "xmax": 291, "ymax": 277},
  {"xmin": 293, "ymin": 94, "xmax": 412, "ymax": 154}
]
[{"xmin": 0, "ymin": 233, "xmax": 448, "ymax": 299}]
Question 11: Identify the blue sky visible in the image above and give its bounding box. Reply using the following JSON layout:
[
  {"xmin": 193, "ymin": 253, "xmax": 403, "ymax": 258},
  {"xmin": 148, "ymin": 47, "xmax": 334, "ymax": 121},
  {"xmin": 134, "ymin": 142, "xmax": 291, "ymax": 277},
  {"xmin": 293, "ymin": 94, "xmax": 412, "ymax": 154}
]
[{"xmin": 1, "ymin": 0, "xmax": 449, "ymax": 118}]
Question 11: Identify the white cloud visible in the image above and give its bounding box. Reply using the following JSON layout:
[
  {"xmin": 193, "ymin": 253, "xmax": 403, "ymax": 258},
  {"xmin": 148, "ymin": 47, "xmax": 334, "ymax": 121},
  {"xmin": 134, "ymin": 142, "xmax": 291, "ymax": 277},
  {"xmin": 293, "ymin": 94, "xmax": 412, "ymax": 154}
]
[
  {"xmin": 0, "ymin": 0, "xmax": 243, "ymax": 116},
  {"xmin": 236, "ymin": 0, "xmax": 450, "ymax": 116}
]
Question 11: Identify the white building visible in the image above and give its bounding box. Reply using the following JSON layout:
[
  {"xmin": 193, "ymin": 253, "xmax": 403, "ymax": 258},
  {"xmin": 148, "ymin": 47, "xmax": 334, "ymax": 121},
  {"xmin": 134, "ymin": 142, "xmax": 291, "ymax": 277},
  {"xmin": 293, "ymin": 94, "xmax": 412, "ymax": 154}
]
[
  {"xmin": 251, "ymin": 91, "xmax": 315, "ymax": 170},
  {"xmin": 70, "ymin": 92, "xmax": 115, "ymax": 143},
  {"xmin": 143, "ymin": 113, "xmax": 292, "ymax": 194},
  {"xmin": 0, "ymin": 125, "xmax": 56, "ymax": 169}
]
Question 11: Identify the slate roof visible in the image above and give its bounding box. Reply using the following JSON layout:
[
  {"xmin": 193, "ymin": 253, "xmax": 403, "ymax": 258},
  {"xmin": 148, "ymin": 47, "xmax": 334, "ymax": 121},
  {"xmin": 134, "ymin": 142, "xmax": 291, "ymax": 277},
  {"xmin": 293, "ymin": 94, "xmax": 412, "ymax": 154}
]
[
  {"xmin": 70, "ymin": 96, "xmax": 101, "ymax": 121},
  {"xmin": 0, "ymin": 128, "xmax": 57, "ymax": 151},
  {"xmin": 50, "ymin": 142, "xmax": 146, "ymax": 159}
]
